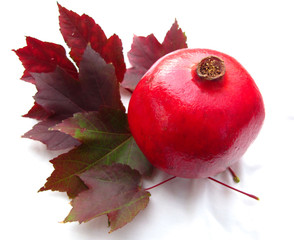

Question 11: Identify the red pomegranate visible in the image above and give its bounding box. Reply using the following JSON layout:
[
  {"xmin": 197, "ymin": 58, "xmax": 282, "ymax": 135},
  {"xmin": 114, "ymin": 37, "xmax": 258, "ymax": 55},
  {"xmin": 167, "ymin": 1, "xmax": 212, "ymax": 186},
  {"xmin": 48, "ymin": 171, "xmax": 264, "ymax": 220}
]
[{"xmin": 128, "ymin": 48, "xmax": 265, "ymax": 178}]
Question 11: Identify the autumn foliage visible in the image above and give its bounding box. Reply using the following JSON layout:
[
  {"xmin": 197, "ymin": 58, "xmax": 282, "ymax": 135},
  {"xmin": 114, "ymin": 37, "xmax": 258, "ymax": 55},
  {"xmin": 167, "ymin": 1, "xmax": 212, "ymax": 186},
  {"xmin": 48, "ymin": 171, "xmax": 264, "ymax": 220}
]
[{"xmin": 15, "ymin": 3, "xmax": 187, "ymax": 232}]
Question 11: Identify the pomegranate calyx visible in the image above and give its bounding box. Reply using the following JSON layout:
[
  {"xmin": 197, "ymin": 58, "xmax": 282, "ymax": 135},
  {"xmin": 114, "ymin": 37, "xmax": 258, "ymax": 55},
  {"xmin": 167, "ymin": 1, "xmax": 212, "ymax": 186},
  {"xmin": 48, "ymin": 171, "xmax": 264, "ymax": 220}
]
[{"xmin": 196, "ymin": 55, "xmax": 226, "ymax": 81}]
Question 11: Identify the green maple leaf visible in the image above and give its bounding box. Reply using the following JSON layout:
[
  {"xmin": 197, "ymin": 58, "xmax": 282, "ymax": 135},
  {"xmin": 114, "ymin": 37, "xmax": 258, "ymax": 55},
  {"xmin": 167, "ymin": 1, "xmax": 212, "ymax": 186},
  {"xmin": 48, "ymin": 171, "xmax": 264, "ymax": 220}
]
[{"xmin": 40, "ymin": 109, "xmax": 152, "ymax": 198}]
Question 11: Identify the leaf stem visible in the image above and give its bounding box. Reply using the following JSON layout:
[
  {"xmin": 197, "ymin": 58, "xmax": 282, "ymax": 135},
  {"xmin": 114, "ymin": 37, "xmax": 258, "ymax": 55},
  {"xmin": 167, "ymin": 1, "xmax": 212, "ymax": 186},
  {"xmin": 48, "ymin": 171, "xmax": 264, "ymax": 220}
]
[
  {"xmin": 144, "ymin": 175, "xmax": 259, "ymax": 201},
  {"xmin": 144, "ymin": 176, "xmax": 176, "ymax": 191},
  {"xmin": 208, "ymin": 177, "xmax": 259, "ymax": 200},
  {"xmin": 228, "ymin": 167, "xmax": 240, "ymax": 183},
  {"xmin": 125, "ymin": 88, "xmax": 133, "ymax": 94}
]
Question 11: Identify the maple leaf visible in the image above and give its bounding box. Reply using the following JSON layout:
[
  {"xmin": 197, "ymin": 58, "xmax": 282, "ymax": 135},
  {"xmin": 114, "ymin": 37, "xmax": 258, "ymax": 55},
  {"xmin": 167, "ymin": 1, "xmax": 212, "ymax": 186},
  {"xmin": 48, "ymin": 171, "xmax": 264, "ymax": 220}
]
[
  {"xmin": 22, "ymin": 102, "xmax": 52, "ymax": 120},
  {"xmin": 14, "ymin": 37, "xmax": 79, "ymax": 122},
  {"xmin": 15, "ymin": 4, "xmax": 127, "ymax": 150},
  {"xmin": 23, "ymin": 117, "xmax": 80, "ymax": 150},
  {"xmin": 20, "ymin": 45, "xmax": 124, "ymax": 150},
  {"xmin": 40, "ymin": 109, "xmax": 152, "ymax": 198},
  {"xmin": 121, "ymin": 20, "xmax": 187, "ymax": 91},
  {"xmin": 64, "ymin": 164, "xmax": 150, "ymax": 233},
  {"xmin": 14, "ymin": 36, "xmax": 78, "ymax": 84},
  {"xmin": 58, "ymin": 3, "xmax": 126, "ymax": 82}
]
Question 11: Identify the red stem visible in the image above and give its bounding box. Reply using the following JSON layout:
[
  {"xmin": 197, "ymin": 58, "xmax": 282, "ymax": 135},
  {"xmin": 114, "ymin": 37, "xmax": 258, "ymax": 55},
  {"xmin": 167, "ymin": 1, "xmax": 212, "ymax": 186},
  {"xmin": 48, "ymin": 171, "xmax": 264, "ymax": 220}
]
[
  {"xmin": 144, "ymin": 176, "xmax": 176, "ymax": 191},
  {"xmin": 125, "ymin": 88, "xmax": 133, "ymax": 94},
  {"xmin": 144, "ymin": 175, "xmax": 259, "ymax": 201},
  {"xmin": 208, "ymin": 177, "xmax": 259, "ymax": 200}
]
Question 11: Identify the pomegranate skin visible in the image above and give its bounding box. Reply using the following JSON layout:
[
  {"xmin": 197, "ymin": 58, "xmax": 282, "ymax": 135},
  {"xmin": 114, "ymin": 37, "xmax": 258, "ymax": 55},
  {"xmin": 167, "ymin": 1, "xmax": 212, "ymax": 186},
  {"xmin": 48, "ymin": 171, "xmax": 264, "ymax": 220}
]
[{"xmin": 128, "ymin": 48, "xmax": 265, "ymax": 178}]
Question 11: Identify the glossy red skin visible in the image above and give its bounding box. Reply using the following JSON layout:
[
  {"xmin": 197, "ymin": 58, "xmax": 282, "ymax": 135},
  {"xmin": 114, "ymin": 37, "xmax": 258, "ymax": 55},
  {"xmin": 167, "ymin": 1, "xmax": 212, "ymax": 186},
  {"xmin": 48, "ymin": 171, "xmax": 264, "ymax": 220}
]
[{"xmin": 128, "ymin": 49, "xmax": 265, "ymax": 178}]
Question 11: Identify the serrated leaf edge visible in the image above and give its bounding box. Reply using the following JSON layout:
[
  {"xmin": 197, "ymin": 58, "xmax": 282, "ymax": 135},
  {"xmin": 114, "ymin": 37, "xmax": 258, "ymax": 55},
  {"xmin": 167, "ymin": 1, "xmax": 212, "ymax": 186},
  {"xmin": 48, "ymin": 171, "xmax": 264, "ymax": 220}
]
[{"xmin": 64, "ymin": 190, "xmax": 151, "ymax": 223}]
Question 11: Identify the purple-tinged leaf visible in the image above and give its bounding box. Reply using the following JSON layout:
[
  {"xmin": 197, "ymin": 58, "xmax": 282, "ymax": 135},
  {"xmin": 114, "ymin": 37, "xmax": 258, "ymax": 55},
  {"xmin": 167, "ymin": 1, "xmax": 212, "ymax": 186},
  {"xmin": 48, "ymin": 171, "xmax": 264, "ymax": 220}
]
[
  {"xmin": 78, "ymin": 45, "xmax": 125, "ymax": 111},
  {"xmin": 22, "ymin": 45, "xmax": 124, "ymax": 150},
  {"xmin": 121, "ymin": 20, "xmax": 188, "ymax": 91},
  {"xmin": 23, "ymin": 118, "xmax": 80, "ymax": 151},
  {"xmin": 32, "ymin": 68, "xmax": 84, "ymax": 117},
  {"xmin": 64, "ymin": 164, "xmax": 150, "ymax": 232}
]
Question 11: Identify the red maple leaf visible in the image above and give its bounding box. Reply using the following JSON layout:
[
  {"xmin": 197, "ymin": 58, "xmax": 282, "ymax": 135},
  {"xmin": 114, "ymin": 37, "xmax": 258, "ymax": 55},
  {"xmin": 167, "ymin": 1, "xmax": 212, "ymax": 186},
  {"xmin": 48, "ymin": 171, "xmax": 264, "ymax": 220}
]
[
  {"xmin": 18, "ymin": 44, "xmax": 124, "ymax": 150},
  {"xmin": 14, "ymin": 36, "xmax": 78, "ymax": 84},
  {"xmin": 121, "ymin": 20, "xmax": 188, "ymax": 91},
  {"xmin": 58, "ymin": 3, "xmax": 126, "ymax": 82},
  {"xmin": 22, "ymin": 102, "xmax": 52, "ymax": 120},
  {"xmin": 15, "ymin": 5, "xmax": 126, "ymax": 150}
]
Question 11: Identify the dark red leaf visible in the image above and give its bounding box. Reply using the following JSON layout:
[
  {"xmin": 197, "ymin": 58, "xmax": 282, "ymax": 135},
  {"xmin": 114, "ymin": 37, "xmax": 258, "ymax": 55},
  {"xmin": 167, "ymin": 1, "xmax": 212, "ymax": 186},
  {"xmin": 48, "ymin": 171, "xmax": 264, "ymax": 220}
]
[
  {"xmin": 23, "ymin": 102, "xmax": 52, "ymax": 120},
  {"xmin": 23, "ymin": 45, "xmax": 124, "ymax": 150},
  {"xmin": 14, "ymin": 37, "xmax": 78, "ymax": 84},
  {"xmin": 121, "ymin": 20, "xmax": 188, "ymax": 91},
  {"xmin": 78, "ymin": 45, "xmax": 125, "ymax": 111},
  {"xmin": 32, "ymin": 68, "xmax": 84, "ymax": 117},
  {"xmin": 101, "ymin": 34, "xmax": 126, "ymax": 83},
  {"xmin": 58, "ymin": 4, "xmax": 126, "ymax": 82},
  {"xmin": 162, "ymin": 19, "xmax": 187, "ymax": 53},
  {"xmin": 64, "ymin": 164, "xmax": 150, "ymax": 232},
  {"xmin": 32, "ymin": 45, "xmax": 124, "ymax": 115},
  {"xmin": 58, "ymin": 3, "xmax": 107, "ymax": 64},
  {"xmin": 26, "ymin": 67, "xmax": 83, "ymax": 150},
  {"xmin": 127, "ymin": 34, "xmax": 163, "ymax": 71}
]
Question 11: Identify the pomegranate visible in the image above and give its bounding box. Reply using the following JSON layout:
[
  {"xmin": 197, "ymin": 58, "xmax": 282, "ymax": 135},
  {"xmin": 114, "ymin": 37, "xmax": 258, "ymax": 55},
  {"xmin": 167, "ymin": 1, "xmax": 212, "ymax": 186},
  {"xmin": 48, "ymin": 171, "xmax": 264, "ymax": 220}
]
[{"xmin": 128, "ymin": 48, "xmax": 265, "ymax": 179}]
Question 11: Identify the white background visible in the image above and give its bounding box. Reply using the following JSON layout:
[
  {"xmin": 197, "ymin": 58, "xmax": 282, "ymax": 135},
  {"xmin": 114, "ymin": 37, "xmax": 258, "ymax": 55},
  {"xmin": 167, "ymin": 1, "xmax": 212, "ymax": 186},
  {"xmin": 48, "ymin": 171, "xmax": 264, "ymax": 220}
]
[{"xmin": 1, "ymin": 0, "xmax": 294, "ymax": 239}]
